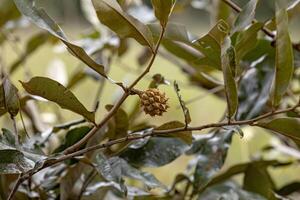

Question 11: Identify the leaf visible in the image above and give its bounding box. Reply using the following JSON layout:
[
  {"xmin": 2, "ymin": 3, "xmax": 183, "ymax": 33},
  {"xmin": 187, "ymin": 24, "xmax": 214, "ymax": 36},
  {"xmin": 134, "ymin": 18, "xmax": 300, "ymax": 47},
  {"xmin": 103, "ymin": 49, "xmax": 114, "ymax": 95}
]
[
  {"xmin": 235, "ymin": 22, "xmax": 263, "ymax": 62},
  {"xmin": 0, "ymin": 129, "xmax": 46, "ymax": 167},
  {"xmin": 212, "ymin": 0, "xmax": 231, "ymax": 24},
  {"xmin": 120, "ymin": 137, "xmax": 189, "ymax": 167},
  {"xmin": 173, "ymin": 82, "xmax": 191, "ymax": 125},
  {"xmin": 2, "ymin": 78, "xmax": 19, "ymax": 117},
  {"xmin": 92, "ymin": 0, "xmax": 154, "ymax": 49},
  {"xmin": 0, "ymin": 149, "xmax": 34, "ymax": 174},
  {"xmin": 272, "ymin": 3, "xmax": 294, "ymax": 107},
  {"xmin": 154, "ymin": 121, "xmax": 192, "ymax": 144},
  {"xmin": 243, "ymin": 163, "xmax": 276, "ymax": 200},
  {"xmin": 20, "ymin": 77, "xmax": 95, "ymax": 122},
  {"xmin": 151, "ymin": 0, "xmax": 175, "ymax": 27},
  {"xmin": 95, "ymin": 155, "xmax": 164, "ymax": 193},
  {"xmin": 257, "ymin": 118, "xmax": 300, "ymax": 143},
  {"xmin": 13, "ymin": 0, "xmax": 107, "ymax": 78},
  {"xmin": 221, "ymin": 40, "xmax": 238, "ymax": 118},
  {"xmin": 54, "ymin": 126, "xmax": 91, "ymax": 153},
  {"xmin": 193, "ymin": 20, "xmax": 230, "ymax": 69},
  {"xmin": 186, "ymin": 130, "xmax": 233, "ymax": 192},
  {"xmin": 232, "ymin": 0, "xmax": 259, "ymax": 33}
]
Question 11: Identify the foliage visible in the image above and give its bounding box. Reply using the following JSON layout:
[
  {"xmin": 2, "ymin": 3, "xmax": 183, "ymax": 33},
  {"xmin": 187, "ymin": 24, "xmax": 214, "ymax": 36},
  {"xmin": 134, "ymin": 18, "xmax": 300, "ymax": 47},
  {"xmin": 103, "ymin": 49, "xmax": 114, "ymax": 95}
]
[{"xmin": 0, "ymin": 0, "xmax": 300, "ymax": 199}]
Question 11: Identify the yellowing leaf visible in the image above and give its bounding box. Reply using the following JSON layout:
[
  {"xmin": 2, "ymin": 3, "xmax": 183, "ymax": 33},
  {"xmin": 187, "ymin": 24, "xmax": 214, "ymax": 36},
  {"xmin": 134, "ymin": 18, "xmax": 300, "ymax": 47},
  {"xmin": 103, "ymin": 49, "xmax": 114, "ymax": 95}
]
[{"xmin": 21, "ymin": 77, "xmax": 95, "ymax": 123}]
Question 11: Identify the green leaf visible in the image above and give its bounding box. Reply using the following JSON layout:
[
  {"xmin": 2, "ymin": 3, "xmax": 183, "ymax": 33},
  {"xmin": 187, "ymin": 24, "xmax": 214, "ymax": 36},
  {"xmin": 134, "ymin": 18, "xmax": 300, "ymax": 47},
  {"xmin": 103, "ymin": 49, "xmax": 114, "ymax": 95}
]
[
  {"xmin": 257, "ymin": 117, "xmax": 300, "ymax": 143},
  {"xmin": 20, "ymin": 77, "xmax": 95, "ymax": 122},
  {"xmin": 243, "ymin": 163, "xmax": 276, "ymax": 200},
  {"xmin": 92, "ymin": 0, "xmax": 154, "ymax": 49},
  {"xmin": 151, "ymin": 0, "xmax": 175, "ymax": 27},
  {"xmin": 232, "ymin": 0, "xmax": 259, "ymax": 33},
  {"xmin": 154, "ymin": 121, "xmax": 192, "ymax": 144},
  {"xmin": 0, "ymin": 149, "xmax": 34, "ymax": 174},
  {"xmin": 54, "ymin": 126, "xmax": 91, "ymax": 153},
  {"xmin": 120, "ymin": 137, "xmax": 188, "ymax": 167},
  {"xmin": 235, "ymin": 22, "xmax": 263, "ymax": 62},
  {"xmin": 13, "ymin": 0, "xmax": 107, "ymax": 78},
  {"xmin": 2, "ymin": 78, "xmax": 19, "ymax": 117},
  {"xmin": 221, "ymin": 40, "xmax": 238, "ymax": 118},
  {"xmin": 95, "ymin": 155, "xmax": 164, "ymax": 193},
  {"xmin": 272, "ymin": 3, "xmax": 294, "ymax": 107},
  {"xmin": 193, "ymin": 20, "xmax": 230, "ymax": 70},
  {"xmin": 173, "ymin": 82, "xmax": 191, "ymax": 125}
]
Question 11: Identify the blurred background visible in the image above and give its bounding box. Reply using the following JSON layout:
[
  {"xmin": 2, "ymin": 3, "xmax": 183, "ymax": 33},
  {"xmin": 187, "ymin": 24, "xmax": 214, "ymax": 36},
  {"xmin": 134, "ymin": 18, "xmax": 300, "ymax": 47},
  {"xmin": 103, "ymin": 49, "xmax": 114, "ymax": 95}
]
[{"xmin": 1, "ymin": 0, "xmax": 300, "ymax": 190}]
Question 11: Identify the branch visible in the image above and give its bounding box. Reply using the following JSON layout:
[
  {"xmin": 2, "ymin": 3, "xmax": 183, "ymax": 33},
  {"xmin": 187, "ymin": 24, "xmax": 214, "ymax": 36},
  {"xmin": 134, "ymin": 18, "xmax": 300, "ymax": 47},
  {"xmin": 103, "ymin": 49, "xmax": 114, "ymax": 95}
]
[
  {"xmin": 7, "ymin": 103, "xmax": 300, "ymax": 200},
  {"xmin": 221, "ymin": 0, "xmax": 300, "ymax": 52}
]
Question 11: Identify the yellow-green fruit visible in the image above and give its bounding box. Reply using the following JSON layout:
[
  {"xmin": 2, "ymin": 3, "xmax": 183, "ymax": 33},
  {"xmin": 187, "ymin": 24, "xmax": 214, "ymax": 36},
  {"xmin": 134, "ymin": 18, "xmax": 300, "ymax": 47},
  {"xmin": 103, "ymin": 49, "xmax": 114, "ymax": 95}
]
[{"xmin": 139, "ymin": 88, "xmax": 169, "ymax": 116}]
